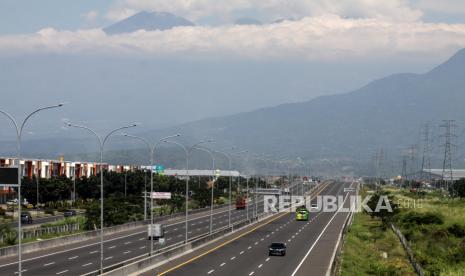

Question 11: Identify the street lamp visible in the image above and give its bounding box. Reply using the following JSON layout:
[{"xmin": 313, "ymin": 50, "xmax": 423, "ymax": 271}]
[
  {"xmin": 230, "ymin": 149, "xmax": 250, "ymax": 220},
  {"xmin": 162, "ymin": 140, "xmax": 212, "ymax": 242},
  {"xmin": 191, "ymin": 146, "xmax": 216, "ymax": 233},
  {"xmin": 66, "ymin": 123, "xmax": 136, "ymax": 275},
  {"xmin": 121, "ymin": 133, "xmax": 180, "ymax": 255},
  {"xmin": 0, "ymin": 104, "xmax": 64, "ymax": 276},
  {"xmin": 213, "ymin": 150, "xmax": 233, "ymax": 228}
]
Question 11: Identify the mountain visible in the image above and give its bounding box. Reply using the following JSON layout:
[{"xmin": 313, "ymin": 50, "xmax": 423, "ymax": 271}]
[
  {"xmin": 103, "ymin": 11, "xmax": 195, "ymax": 35},
  {"xmin": 143, "ymin": 48, "xmax": 465, "ymax": 173},
  {"xmin": 234, "ymin": 18, "xmax": 262, "ymax": 25}
]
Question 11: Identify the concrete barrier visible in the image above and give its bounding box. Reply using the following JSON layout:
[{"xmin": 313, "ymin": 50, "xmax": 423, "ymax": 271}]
[
  {"xmin": 0, "ymin": 204, "xmax": 229, "ymax": 258},
  {"xmin": 91, "ymin": 217, "xmax": 265, "ymax": 276}
]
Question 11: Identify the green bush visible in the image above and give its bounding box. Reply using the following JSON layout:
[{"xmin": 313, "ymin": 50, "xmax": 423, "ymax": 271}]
[
  {"xmin": 400, "ymin": 211, "xmax": 444, "ymax": 226},
  {"xmin": 447, "ymin": 223, "xmax": 465, "ymax": 238},
  {"xmin": 0, "ymin": 208, "xmax": 5, "ymax": 216}
]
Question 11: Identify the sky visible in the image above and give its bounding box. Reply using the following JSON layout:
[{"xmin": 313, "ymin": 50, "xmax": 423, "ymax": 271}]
[{"xmin": 1, "ymin": 0, "xmax": 465, "ymax": 141}]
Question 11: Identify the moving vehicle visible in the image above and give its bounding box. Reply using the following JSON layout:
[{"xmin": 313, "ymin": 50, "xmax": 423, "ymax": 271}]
[
  {"xmin": 269, "ymin": 242, "xmax": 286, "ymax": 256},
  {"xmin": 296, "ymin": 206, "xmax": 309, "ymax": 221},
  {"xmin": 20, "ymin": 212, "xmax": 33, "ymax": 224},
  {"xmin": 236, "ymin": 196, "xmax": 247, "ymax": 210},
  {"xmin": 148, "ymin": 224, "xmax": 164, "ymax": 240},
  {"xmin": 63, "ymin": 209, "xmax": 77, "ymax": 217}
]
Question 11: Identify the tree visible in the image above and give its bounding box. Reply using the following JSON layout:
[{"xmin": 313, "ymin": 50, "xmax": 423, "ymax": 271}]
[{"xmin": 366, "ymin": 191, "xmax": 399, "ymax": 229}]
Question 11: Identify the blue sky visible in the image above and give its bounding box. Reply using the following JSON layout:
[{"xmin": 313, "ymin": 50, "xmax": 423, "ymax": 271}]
[{"xmin": 1, "ymin": 0, "xmax": 465, "ymax": 34}]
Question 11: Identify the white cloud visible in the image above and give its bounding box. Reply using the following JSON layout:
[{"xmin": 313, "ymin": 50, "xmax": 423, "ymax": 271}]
[
  {"xmin": 411, "ymin": 0, "xmax": 465, "ymax": 15},
  {"xmin": 0, "ymin": 16, "xmax": 464, "ymax": 61},
  {"xmin": 106, "ymin": 0, "xmax": 423, "ymax": 22}
]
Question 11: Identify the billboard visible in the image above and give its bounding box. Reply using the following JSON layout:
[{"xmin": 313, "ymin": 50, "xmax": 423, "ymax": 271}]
[{"xmin": 0, "ymin": 167, "xmax": 18, "ymax": 186}]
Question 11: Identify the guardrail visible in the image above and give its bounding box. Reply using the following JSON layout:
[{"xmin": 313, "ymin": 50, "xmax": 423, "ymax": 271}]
[
  {"xmin": 86, "ymin": 181, "xmax": 329, "ymax": 276},
  {"xmin": 85, "ymin": 215, "xmax": 268, "ymax": 276},
  {"xmin": 391, "ymin": 224, "xmax": 424, "ymax": 276},
  {"xmin": 0, "ymin": 203, "xmax": 230, "ymax": 258}
]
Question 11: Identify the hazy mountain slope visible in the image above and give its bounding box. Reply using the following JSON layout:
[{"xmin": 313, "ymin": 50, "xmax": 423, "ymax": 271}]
[{"xmin": 104, "ymin": 11, "xmax": 194, "ymax": 35}]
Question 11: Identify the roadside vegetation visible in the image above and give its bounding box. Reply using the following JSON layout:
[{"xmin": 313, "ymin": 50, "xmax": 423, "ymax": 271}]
[
  {"xmin": 341, "ymin": 180, "xmax": 465, "ymax": 276},
  {"xmin": 340, "ymin": 187, "xmax": 414, "ymax": 276}
]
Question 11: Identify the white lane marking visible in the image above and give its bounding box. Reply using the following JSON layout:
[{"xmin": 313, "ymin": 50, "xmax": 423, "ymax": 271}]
[
  {"xmin": 178, "ymin": 234, "xmax": 183, "ymax": 237},
  {"xmin": 266, "ymin": 258, "xmax": 270, "ymax": 262},
  {"xmin": 291, "ymin": 191, "xmax": 351, "ymax": 276},
  {"xmin": 254, "ymin": 242, "xmax": 258, "ymax": 245},
  {"xmin": 220, "ymin": 263, "xmax": 226, "ymax": 267},
  {"xmin": 104, "ymin": 256, "xmax": 113, "ymax": 260},
  {"xmin": 258, "ymin": 264, "xmax": 263, "ymax": 268},
  {"xmin": 82, "ymin": 263, "xmax": 93, "ymax": 267},
  {"xmin": 240, "ymin": 251, "xmax": 244, "ymax": 255},
  {"xmin": 124, "ymin": 241, "xmax": 132, "ymax": 245},
  {"xmin": 167, "ymin": 238, "xmax": 172, "ymax": 241},
  {"xmin": 14, "ymin": 270, "xmax": 27, "ymax": 274},
  {"xmin": 68, "ymin": 255, "xmax": 79, "ymax": 260},
  {"xmin": 139, "ymin": 246, "xmax": 146, "ymax": 249},
  {"xmin": 89, "ymin": 250, "xmax": 98, "ymax": 254},
  {"xmin": 0, "ymin": 207, "xmax": 238, "ymax": 268},
  {"xmin": 208, "ymin": 269, "xmax": 215, "ymax": 274},
  {"xmin": 109, "ymin": 245, "xmax": 116, "ymax": 249},
  {"xmin": 249, "ymin": 272, "xmax": 255, "ymax": 276},
  {"xmin": 174, "ymin": 228, "xmax": 178, "ymax": 231},
  {"xmin": 248, "ymin": 246, "xmax": 252, "ymax": 250},
  {"xmin": 43, "ymin": 262, "xmax": 55, "ymax": 266},
  {"xmin": 123, "ymin": 251, "xmax": 131, "ymax": 254},
  {"xmin": 139, "ymin": 237, "xmax": 145, "ymax": 241},
  {"xmin": 230, "ymin": 256, "xmax": 236, "ymax": 260},
  {"xmin": 56, "ymin": 270, "xmax": 68, "ymax": 275}
]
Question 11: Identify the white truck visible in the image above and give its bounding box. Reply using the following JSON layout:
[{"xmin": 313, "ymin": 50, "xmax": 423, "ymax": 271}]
[{"xmin": 147, "ymin": 224, "xmax": 164, "ymax": 240}]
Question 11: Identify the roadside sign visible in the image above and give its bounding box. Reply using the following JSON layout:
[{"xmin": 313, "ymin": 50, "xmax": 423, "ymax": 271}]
[
  {"xmin": 150, "ymin": 192, "xmax": 172, "ymax": 199},
  {"xmin": 159, "ymin": 238, "xmax": 166, "ymax": 245},
  {"xmin": 0, "ymin": 168, "xmax": 18, "ymax": 185},
  {"xmin": 152, "ymin": 165, "xmax": 165, "ymax": 174}
]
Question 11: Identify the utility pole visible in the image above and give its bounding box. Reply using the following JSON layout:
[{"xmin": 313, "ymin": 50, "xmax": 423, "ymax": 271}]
[
  {"xmin": 440, "ymin": 120, "xmax": 456, "ymax": 192},
  {"xmin": 408, "ymin": 145, "xmax": 417, "ymax": 187},
  {"xmin": 420, "ymin": 122, "xmax": 432, "ymax": 181}
]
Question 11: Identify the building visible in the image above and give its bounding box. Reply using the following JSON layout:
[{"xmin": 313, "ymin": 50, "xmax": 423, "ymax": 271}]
[
  {"xmin": 0, "ymin": 156, "xmax": 140, "ymax": 203},
  {"xmin": 422, "ymin": 169, "xmax": 465, "ymax": 181}
]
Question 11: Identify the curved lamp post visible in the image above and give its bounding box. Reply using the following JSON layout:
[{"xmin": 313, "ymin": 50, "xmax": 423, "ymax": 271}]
[
  {"xmin": 0, "ymin": 104, "xmax": 64, "ymax": 276},
  {"xmin": 122, "ymin": 133, "xmax": 180, "ymax": 255},
  {"xmin": 66, "ymin": 123, "xmax": 136, "ymax": 275}
]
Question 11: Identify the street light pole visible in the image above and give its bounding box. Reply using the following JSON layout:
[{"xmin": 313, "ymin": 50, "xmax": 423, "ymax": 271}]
[
  {"xmin": 213, "ymin": 150, "xmax": 232, "ymax": 227},
  {"xmin": 0, "ymin": 104, "xmax": 64, "ymax": 276},
  {"xmin": 67, "ymin": 123, "xmax": 136, "ymax": 275},
  {"xmin": 122, "ymin": 134, "xmax": 180, "ymax": 255},
  {"xmin": 163, "ymin": 140, "xmax": 212, "ymax": 242},
  {"xmin": 192, "ymin": 146, "xmax": 216, "ymax": 233}
]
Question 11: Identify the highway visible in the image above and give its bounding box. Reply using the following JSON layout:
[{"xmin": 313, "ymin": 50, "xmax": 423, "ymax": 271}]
[
  {"xmin": 0, "ymin": 181, "xmax": 311, "ymax": 275},
  {"xmin": 151, "ymin": 181, "xmax": 354, "ymax": 276}
]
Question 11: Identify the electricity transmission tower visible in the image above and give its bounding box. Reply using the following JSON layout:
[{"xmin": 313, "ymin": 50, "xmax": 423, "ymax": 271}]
[
  {"xmin": 408, "ymin": 144, "xmax": 417, "ymax": 180},
  {"xmin": 440, "ymin": 120, "xmax": 456, "ymax": 191},
  {"xmin": 420, "ymin": 122, "xmax": 432, "ymax": 180}
]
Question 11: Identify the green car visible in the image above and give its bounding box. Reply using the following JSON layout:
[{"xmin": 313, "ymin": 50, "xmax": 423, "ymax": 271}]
[{"xmin": 295, "ymin": 207, "xmax": 309, "ymax": 221}]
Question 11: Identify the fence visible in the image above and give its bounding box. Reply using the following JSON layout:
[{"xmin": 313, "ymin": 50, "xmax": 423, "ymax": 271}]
[
  {"xmin": 391, "ymin": 224, "xmax": 425, "ymax": 276},
  {"xmin": 0, "ymin": 223, "xmax": 82, "ymax": 245}
]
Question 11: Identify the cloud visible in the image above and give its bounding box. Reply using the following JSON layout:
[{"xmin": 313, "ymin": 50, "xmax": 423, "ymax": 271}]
[
  {"xmin": 82, "ymin": 10, "xmax": 99, "ymax": 22},
  {"xmin": 106, "ymin": 0, "xmax": 423, "ymax": 22},
  {"xmin": 411, "ymin": 0, "xmax": 465, "ymax": 15},
  {"xmin": 0, "ymin": 16, "xmax": 464, "ymax": 61}
]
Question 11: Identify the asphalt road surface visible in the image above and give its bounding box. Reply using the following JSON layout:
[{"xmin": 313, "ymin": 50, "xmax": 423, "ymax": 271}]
[
  {"xmin": 0, "ymin": 182, "xmax": 310, "ymax": 275},
  {"xmin": 152, "ymin": 181, "xmax": 354, "ymax": 276}
]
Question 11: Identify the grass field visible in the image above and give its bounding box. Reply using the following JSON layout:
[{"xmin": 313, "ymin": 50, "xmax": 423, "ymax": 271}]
[
  {"xmin": 340, "ymin": 210, "xmax": 415, "ymax": 276},
  {"xmin": 387, "ymin": 188, "xmax": 465, "ymax": 275}
]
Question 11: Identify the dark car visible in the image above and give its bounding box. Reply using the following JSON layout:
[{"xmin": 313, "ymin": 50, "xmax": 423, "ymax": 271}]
[
  {"xmin": 63, "ymin": 210, "xmax": 77, "ymax": 217},
  {"xmin": 20, "ymin": 212, "xmax": 33, "ymax": 224},
  {"xmin": 269, "ymin": 242, "xmax": 286, "ymax": 256}
]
